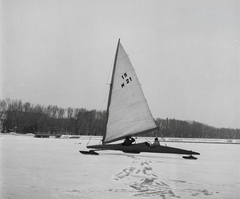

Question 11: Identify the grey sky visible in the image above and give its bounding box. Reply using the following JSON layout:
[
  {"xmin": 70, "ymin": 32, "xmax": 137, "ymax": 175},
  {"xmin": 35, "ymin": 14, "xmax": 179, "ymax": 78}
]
[{"xmin": 1, "ymin": 0, "xmax": 239, "ymax": 128}]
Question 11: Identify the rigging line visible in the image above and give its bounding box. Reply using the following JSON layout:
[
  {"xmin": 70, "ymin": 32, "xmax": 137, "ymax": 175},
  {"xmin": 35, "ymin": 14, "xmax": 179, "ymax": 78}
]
[
  {"xmin": 158, "ymin": 129, "xmax": 167, "ymax": 146},
  {"xmin": 99, "ymin": 88, "xmax": 108, "ymax": 111},
  {"xmin": 159, "ymin": 136, "xmax": 167, "ymax": 146},
  {"xmin": 86, "ymin": 136, "xmax": 92, "ymax": 146},
  {"xmin": 86, "ymin": 57, "xmax": 115, "ymax": 141},
  {"xmin": 99, "ymin": 52, "xmax": 115, "ymax": 112}
]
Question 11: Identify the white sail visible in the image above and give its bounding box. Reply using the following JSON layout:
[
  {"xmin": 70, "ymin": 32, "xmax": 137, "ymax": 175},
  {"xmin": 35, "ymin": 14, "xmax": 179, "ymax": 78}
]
[{"xmin": 103, "ymin": 41, "xmax": 157, "ymax": 143}]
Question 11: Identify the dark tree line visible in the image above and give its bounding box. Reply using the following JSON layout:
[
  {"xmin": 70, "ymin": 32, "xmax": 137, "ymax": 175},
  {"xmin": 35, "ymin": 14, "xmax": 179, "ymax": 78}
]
[
  {"xmin": 1, "ymin": 99, "xmax": 239, "ymax": 139},
  {"xmin": 0, "ymin": 99, "xmax": 105, "ymax": 135},
  {"xmin": 154, "ymin": 118, "xmax": 240, "ymax": 139}
]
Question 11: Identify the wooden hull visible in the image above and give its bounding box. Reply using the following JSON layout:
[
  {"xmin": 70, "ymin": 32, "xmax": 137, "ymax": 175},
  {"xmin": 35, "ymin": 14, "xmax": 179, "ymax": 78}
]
[{"xmin": 87, "ymin": 142, "xmax": 200, "ymax": 155}]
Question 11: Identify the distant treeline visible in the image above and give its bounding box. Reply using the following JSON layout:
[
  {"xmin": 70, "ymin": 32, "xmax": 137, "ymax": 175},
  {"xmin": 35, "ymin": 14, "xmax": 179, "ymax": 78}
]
[{"xmin": 0, "ymin": 99, "xmax": 239, "ymax": 139}]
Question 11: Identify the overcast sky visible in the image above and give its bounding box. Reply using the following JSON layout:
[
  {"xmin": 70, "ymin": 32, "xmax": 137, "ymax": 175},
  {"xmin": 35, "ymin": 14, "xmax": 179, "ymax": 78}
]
[{"xmin": 1, "ymin": 0, "xmax": 239, "ymax": 128}]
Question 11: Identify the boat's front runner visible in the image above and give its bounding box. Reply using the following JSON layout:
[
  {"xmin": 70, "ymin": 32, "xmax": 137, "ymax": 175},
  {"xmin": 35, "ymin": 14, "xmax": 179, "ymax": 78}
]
[{"xmin": 86, "ymin": 142, "xmax": 200, "ymax": 155}]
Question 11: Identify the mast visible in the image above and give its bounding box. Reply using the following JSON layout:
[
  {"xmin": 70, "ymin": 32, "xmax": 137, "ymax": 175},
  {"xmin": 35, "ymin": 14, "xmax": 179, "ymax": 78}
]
[{"xmin": 102, "ymin": 39, "xmax": 120, "ymax": 144}]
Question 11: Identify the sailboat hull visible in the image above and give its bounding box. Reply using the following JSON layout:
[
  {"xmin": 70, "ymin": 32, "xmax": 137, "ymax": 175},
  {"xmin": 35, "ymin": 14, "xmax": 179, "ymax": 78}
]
[{"xmin": 87, "ymin": 142, "xmax": 200, "ymax": 155}]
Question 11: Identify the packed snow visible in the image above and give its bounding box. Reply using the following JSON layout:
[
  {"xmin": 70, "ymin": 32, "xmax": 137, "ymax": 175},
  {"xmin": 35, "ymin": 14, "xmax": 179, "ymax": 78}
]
[{"xmin": 1, "ymin": 134, "xmax": 240, "ymax": 199}]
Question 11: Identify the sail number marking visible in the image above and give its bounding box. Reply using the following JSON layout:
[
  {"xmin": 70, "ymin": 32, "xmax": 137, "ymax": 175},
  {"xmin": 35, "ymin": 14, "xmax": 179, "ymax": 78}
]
[{"xmin": 121, "ymin": 72, "xmax": 132, "ymax": 88}]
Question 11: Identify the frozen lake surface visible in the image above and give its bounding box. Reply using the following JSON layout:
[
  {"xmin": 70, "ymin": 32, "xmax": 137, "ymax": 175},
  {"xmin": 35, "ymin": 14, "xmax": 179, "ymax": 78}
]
[{"xmin": 1, "ymin": 134, "xmax": 240, "ymax": 199}]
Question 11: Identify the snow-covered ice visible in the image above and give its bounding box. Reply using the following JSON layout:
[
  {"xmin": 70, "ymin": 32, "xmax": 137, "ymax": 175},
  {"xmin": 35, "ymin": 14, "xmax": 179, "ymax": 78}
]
[{"xmin": 1, "ymin": 134, "xmax": 240, "ymax": 199}]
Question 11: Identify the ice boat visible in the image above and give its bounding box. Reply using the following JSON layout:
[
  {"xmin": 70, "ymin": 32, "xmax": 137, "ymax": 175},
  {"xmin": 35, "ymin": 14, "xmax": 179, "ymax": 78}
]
[{"xmin": 80, "ymin": 39, "xmax": 200, "ymax": 158}]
